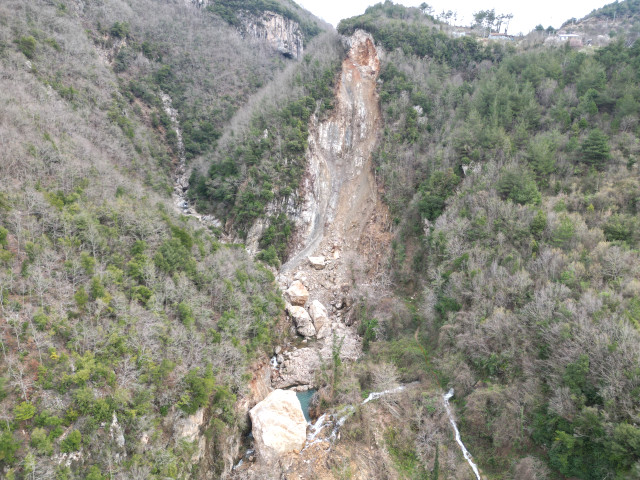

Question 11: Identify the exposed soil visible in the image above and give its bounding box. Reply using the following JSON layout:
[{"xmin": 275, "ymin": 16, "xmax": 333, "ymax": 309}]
[{"xmin": 235, "ymin": 30, "xmax": 395, "ymax": 480}]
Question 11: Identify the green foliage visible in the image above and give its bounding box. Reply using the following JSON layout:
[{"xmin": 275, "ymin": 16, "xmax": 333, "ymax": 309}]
[
  {"xmin": 603, "ymin": 214, "xmax": 638, "ymax": 244},
  {"xmin": 580, "ymin": 129, "xmax": 610, "ymax": 169},
  {"xmin": 109, "ymin": 22, "xmax": 130, "ymax": 39},
  {"xmin": 417, "ymin": 170, "xmax": 461, "ymax": 221},
  {"xmin": 338, "ymin": 4, "xmax": 491, "ymax": 69},
  {"xmin": 357, "ymin": 303, "xmax": 379, "ymax": 351},
  {"xmin": 16, "ymin": 35, "xmax": 36, "ymax": 59},
  {"xmin": 208, "ymin": 0, "xmax": 321, "ymax": 40},
  {"xmin": 497, "ymin": 168, "xmax": 541, "ymax": 205},
  {"xmin": 584, "ymin": 0, "xmax": 640, "ymax": 20},
  {"xmin": 257, "ymin": 214, "xmax": 294, "ymax": 266},
  {"xmin": 177, "ymin": 301, "xmax": 195, "ymax": 327},
  {"xmin": 13, "ymin": 401, "xmax": 36, "ymax": 421},
  {"xmin": 154, "ymin": 238, "xmax": 194, "ymax": 274},
  {"xmin": 30, "ymin": 427, "xmax": 53, "ymax": 456},
  {"xmin": 0, "ymin": 226, "xmax": 8, "ymax": 247},
  {"xmin": 384, "ymin": 427, "xmax": 430, "ymax": 478},
  {"xmin": 85, "ymin": 466, "xmax": 105, "ymax": 480},
  {"xmin": 192, "ymin": 60, "xmax": 340, "ymax": 233},
  {"xmin": 74, "ymin": 286, "xmax": 88, "ymax": 310},
  {"xmin": 530, "ymin": 210, "xmax": 548, "ymax": 236},
  {"xmin": 60, "ymin": 430, "xmax": 81, "ymax": 453},
  {"xmin": 179, "ymin": 367, "xmax": 215, "ymax": 415},
  {"xmin": 551, "ymin": 215, "xmax": 575, "ymax": 248},
  {"xmin": 0, "ymin": 431, "xmax": 20, "ymax": 465}
]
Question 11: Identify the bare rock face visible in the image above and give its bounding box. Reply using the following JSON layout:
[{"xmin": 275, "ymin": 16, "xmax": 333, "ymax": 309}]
[
  {"xmin": 240, "ymin": 11, "xmax": 304, "ymax": 60},
  {"xmin": 175, "ymin": 408, "xmax": 206, "ymax": 462},
  {"xmin": 308, "ymin": 255, "xmax": 326, "ymax": 270},
  {"xmin": 285, "ymin": 280, "xmax": 309, "ymax": 306},
  {"xmin": 287, "ymin": 305, "xmax": 316, "ymax": 338},
  {"xmin": 273, "ymin": 347, "xmax": 320, "ymax": 389},
  {"xmin": 308, "ymin": 300, "xmax": 330, "ymax": 339},
  {"xmin": 249, "ymin": 390, "xmax": 307, "ymax": 464}
]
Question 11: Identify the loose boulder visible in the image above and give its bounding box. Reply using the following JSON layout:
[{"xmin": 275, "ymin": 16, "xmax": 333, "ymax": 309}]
[
  {"xmin": 287, "ymin": 305, "xmax": 316, "ymax": 337},
  {"xmin": 308, "ymin": 300, "xmax": 331, "ymax": 339},
  {"xmin": 285, "ymin": 280, "xmax": 309, "ymax": 306},
  {"xmin": 308, "ymin": 255, "xmax": 326, "ymax": 270},
  {"xmin": 249, "ymin": 389, "xmax": 307, "ymax": 464}
]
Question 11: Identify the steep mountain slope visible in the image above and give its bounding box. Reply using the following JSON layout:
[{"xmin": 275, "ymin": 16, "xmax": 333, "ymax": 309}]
[
  {"xmin": 338, "ymin": 2, "xmax": 640, "ymax": 479},
  {"xmin": 3, "ymin": 0, "xmax": 640, "ymax": 479},
  {"xmin": 0, "ymin": 1, "xmax": 331, "ymax": 478}
]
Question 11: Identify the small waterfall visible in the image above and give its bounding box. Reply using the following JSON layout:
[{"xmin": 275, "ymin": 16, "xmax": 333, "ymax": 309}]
[{"xmin": 443, "ymin": 389, "xmax": 481, "ymax": 480}]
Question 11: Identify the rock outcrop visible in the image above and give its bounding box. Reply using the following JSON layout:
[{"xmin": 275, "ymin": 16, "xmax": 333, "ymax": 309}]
[
  {"xmin": 175, "ymin": 408, "xmax": 206, "ymax": 462},
  {"xmin": 309, "ymin": 300, "xmax": 330, "ymax": 339},
  {"xmin": 270, "ymin": 30, "xmax": 385, "ymax": 393},
  {"xmin": 187, "ymin": 0, "xmax": 209, "ymax": 7},
  {"xmin": 272, "ymin": 322, "xmax": 362, "ymax": 389},
  {"xmin": 287, "ymin": 305, "xmax": 316, "ymax": 338},
  {"xmin": 285, "ymin": 280, "xmax": 309, "ymax": 306},
  {"xmin": 240, "ymin": 11, "xmax": 304, "ymax": 60},
  {"xmin": 249, "ymin": 389, "xmax": 307, "ymax": 464}
]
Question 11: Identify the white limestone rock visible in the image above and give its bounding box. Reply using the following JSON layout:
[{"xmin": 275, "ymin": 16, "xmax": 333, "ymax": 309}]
[
  {"xmin": 308, "ymin": 300, "xmax": 331, "ymax": 339},
  {"xmin": 287, "ymin": 305, "xmax": 316, "ymax": 338},
  {"xmin": 249, "ymin": 390, "xmax": 307, "ymax": 464},
  {"xmin": 285, "ymin": 280, "xmax": 309, "ymax": 306},
  {"xmin": 308, "ymin": 255, "xmax": 326, "ymax": 270}
]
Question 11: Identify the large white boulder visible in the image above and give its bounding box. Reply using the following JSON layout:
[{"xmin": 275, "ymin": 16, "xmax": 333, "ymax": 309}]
[
  {"xmin": 287, "ymin": 305, "xmax": 316, "ymax": 338},
  {"xmin": 308, "ymin": 300, "xmax": 330, "ymax": 339},
  {"xmin": 249, "ymin": 389, "xmax": 307, "ymax": 464},
  {"xmin": 308, "ymin": 255, "xmax": 326, "ymax": 270},
  {"xmin": 285, "ymin": 280, "xmax": 309, "ymax": 306}
]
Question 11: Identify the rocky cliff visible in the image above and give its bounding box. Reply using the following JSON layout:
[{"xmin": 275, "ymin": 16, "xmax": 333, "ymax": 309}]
[
  {"xmin": 186, "ymin": 1, "xmax": 304, "ymax": 59},
  {"xmin": 240, "ymin": 10, "xmax": 304, "ymax": 60}
]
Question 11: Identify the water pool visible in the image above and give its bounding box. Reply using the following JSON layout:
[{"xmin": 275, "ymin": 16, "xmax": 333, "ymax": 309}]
[{"xmin": 296, "ymin": 389, "xmax": 317, "ymax": 423}]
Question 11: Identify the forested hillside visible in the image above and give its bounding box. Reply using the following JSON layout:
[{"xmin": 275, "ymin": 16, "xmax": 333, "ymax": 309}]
[
  {"xmin": 0, "ymin": 0, "xmax": 331, "ymax": 478},
  {"xmin": 2, "ymin": 0, "xmax": 640, "ymax": 478},
  {"xmin": 338, "ymin": 2, "xmax": 640, "ymax": 478}
]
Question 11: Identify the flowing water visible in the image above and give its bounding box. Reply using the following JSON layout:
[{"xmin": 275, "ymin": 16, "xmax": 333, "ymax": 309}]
[{"xmin": 443, "ymin": 389, "xmax": 481, "ymax": 480}]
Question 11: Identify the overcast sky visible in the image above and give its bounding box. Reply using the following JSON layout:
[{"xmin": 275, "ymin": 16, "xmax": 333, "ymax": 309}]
[{"xmin": 295, "ymin": 0, "xmax": 613, "ymax": 35}]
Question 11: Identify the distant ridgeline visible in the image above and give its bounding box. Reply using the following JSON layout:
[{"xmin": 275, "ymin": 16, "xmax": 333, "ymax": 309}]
[
  {"xmin": 584, "ymin": 0, "xmax": 640, "ymax": 20},
  {"xmin": 337, "ymin": 2, "xmax": 499, "ymax": 69}
]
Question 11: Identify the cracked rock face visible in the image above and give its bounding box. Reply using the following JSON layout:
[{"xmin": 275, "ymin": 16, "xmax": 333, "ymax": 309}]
[
  {"xmin": 249, "ymin": 389, "xmax": 307, "ymax": 464},
  {"xmin": 287, "ymin": 305, "xmax": 316, "ymax": 338},
  {"xmin": 240, "ymin": 11, "xmax": 304, "ymax": 60}
]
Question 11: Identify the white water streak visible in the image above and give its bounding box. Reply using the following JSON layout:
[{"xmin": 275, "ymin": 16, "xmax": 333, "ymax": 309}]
[
  {"xmin": 443, "ymin": 389, "xmax": 481, "ymax": 480},
  {"xmin": 361, "ymin": 385, "xmax": 405, "ymax": 405},
  {"xmin": 303, "ymin": 386, "xmax": 405, "ymax": 449}
]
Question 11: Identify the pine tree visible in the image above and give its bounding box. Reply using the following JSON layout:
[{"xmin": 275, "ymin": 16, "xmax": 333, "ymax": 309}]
[{"xmin": 581, "ymin": 128, "xmax": 610, "ymax": 169}]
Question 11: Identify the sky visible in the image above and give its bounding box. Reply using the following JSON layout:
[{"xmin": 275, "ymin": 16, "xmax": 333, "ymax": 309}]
[{"xmin": 295, "ymin": 0, "xmax": 614, "ymax": 35}]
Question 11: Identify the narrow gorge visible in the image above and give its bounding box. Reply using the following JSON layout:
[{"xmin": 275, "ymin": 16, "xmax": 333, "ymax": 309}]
[{"xmin": 160, "ymin": 25, "xmax": 483, "ymax": 480}]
